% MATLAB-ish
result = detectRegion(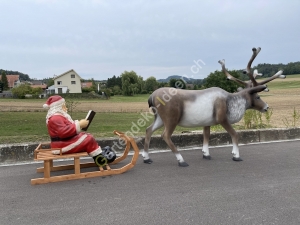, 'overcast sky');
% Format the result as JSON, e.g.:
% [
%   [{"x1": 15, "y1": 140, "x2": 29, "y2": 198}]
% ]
[{"x1": 1, "y1": 0, "x2": 299, "y2": 81}]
